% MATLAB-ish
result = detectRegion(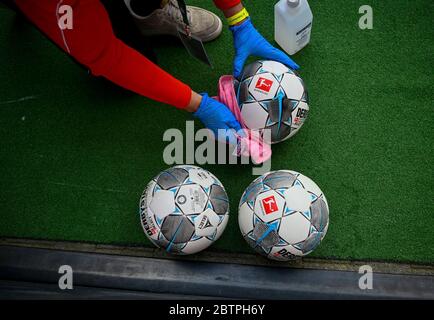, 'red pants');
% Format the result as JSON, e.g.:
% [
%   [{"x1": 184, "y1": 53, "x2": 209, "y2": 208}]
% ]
[{"x1": 13, "y1": 0, "x2": 239, "y2": 109}]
